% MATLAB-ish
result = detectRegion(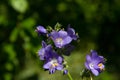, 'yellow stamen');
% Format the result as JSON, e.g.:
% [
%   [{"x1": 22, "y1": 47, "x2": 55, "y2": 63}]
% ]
[
  {"x1": 98, "y1": 63, "x2": 104, "y2": 70},
  {"x1": 52, "y1": 63, "x2": 58, "y2": 67},
  {"x1": 55, "y1": 38, "x2": 63, "y2": 44}
]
